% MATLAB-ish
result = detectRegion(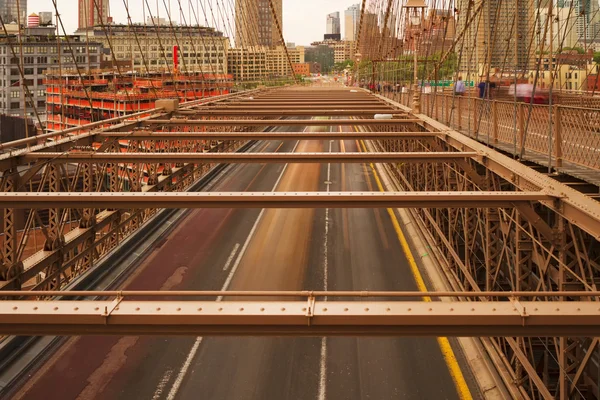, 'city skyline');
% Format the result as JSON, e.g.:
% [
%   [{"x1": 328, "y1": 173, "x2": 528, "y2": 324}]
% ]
[{"x1": 27, "y1": 0, "x2": 360, "y2": 46}]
